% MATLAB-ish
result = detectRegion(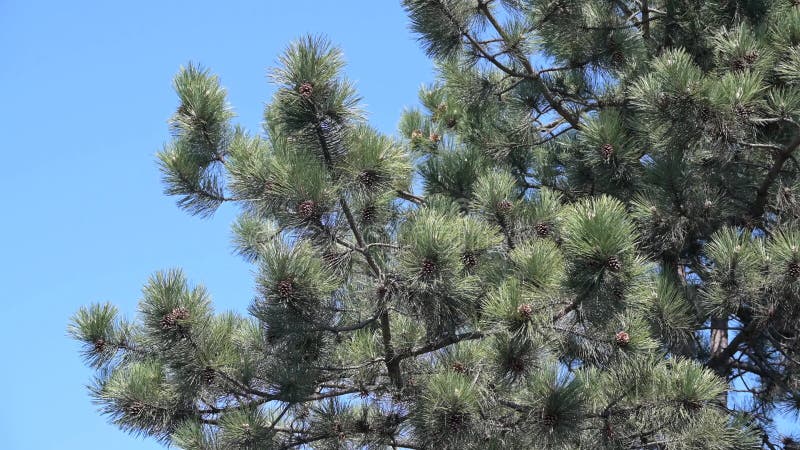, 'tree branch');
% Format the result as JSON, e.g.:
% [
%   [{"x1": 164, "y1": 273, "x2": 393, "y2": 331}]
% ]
[
  {"x1": 750, "y1": 129, "x2": 800, "y2": 219},
  {"x1": 398, "y1": 331, "x2": 485, "y2": 360},
  {"x1": 476, "y1": 1, "x2": 582, "y2": 128},
  {"x1": 396, "y1": 190, "x2": 425, "y2": 205}
]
